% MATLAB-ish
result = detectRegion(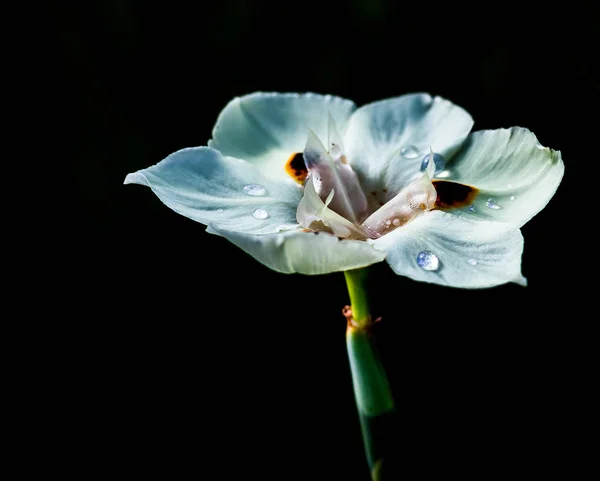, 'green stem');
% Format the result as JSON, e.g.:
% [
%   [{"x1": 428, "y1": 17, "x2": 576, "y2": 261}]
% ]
[{"x1": 344, "y1": 268, "x2": 396, "y2": 481}]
